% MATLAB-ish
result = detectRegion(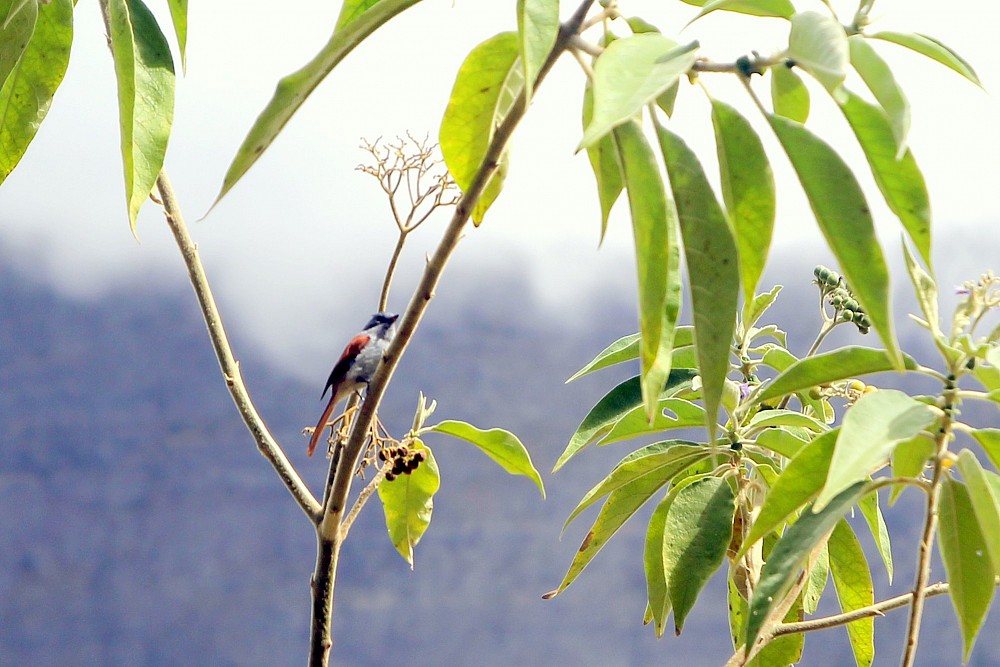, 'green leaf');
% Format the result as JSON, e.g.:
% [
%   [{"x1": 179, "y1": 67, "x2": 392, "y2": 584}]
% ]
[
  {"x1": 849, "y1": 36, "x2": 909, "y2": 157},
  {"x1": 600, "y1": 398, "x2": 706, "y2": 446},
  {"x1": 430, "y1": 420, "x2": 544, "y2": 497},
  {"x1": 655, "y1": 120, "x2": 739, "y2": 443},
  {"x1": 645, "y1": 490, "x2": 675, "y2": 637},
  {"x1": 166, "y1": 0, "x2": 186, "y2": 71},
  {"x1": 868, "y1": 31, "x2": 981, "y2": 87},
  {"x1": 816, "y1": 390, "x2": 935, "y2": 511},
  {"x1": 440, "y1": 32, "x2": 522, "y2": 225},
  {"x1": 554, "y1": 369, "x2": 699, "y2": 471},
  {"x1": 746, "y1": 409, "x2": 827, "y2": 434},
  {"x1": 956, "y1": 450, "x2": 1000, "y2": 573},
  {"x1": 563, "y1": 441, "x2": 713, "y2": 530},
  {"x1": 213, "y1": 0, "x2": 423, "y2": 208},
  {"x1": 0, "y1": 0, "x2": 71, "y2": 186},
  {"x1": 802, "y1": 542, "x2": 829, "y2": 615},
  {"x1": 889, "y1": 435, "x2": 934, "y2": 504},
  {"x1": 711, "y1": 99, "x2": 775, "y2": 303},
  {"x1": 738, "y1": 429, "x2": 838, "y2": 560},
  {"x1": 767, "y1": 114, "x2": 899, "y2": 366},
  {"x1": 0, "y1": 0, "x2": 37, "y2": 91},
  {"x1": 902, "y1": 241, "x2": 939, "y2": 333},
  {"x1": 828, "y1": 520, "x2": 875, "y2": 667},
  {"x1": 567, "y1": 327, "x2": 695, "y2": 383},
  {"x1": 109, "y1": 0, "x2": 175, "y2": 232},
  {"x1": 378, "y1": 441, "x2": 440, "y2": 566},
  {"x1": 743, "y1": 286, "x2": 782, "y2": 331},
  {"x1": 838, "y1": 91, "x2": 931, "y2": 269},
  {"x1": 938, "y1": 479, "x2": 995, "y2": 660},
  {"x1": 770, "y1": 64, "x2": 809, "y2": 123},
  {"x1": 582, "y1": 82, "x2": 624, "y2": 241},
  {"x1": 579, "y1": 34, "x2": 698, "y2": 150},
  {"x1": 612, "y1": 121, "x2": 683, "y2": 422},
  {"x1": 970, "y1": 428, "x2": 1000, "y2": 472},
  {"x1": 517, "y1": 0, "x2": 557, "y2": 100},
  {"x1": 858, "y1": 490, "x2": 893, "y2": 583},
  {"x1": 786, "y1": 11, "x2": 848, "y2": 99},
  {"x1": 755, "y1": 427, "x2": 809, "y2": 458},
  {"x1": 746, "y1": 482, "x2": 867, "y2": 648},
  {"x1": 663, "y1": 476, "x2": 736, "y2": 634},
  {"x1": 684, "y1": 0, "x2": 794, "y2": 20},
  {"x1": 755, "y1": 347, "x2": 915, "y2": 405}
]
